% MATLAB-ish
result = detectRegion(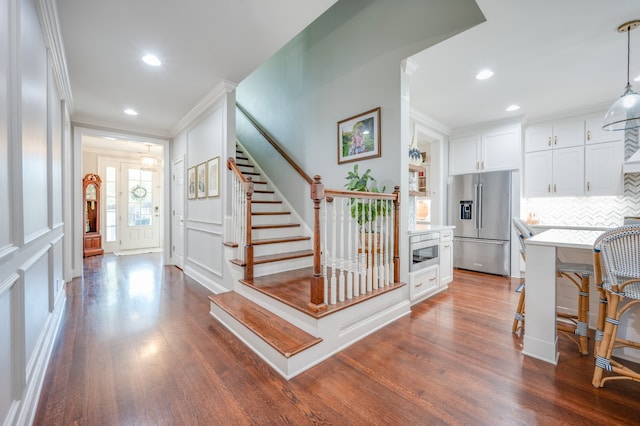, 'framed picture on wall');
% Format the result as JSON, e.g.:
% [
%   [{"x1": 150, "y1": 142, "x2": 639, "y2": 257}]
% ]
[
  {"x1": 337, "y1": 107, "x2": 381, "y2": 164},
  {"x1": 187, "y1": 167, "x2": 196, "y2": 199},
  {"x1": 207, "y1": 156, "x2": 220, "y2": 198},
  {"x1": 196, "y1": 162, "x2": 207, "y2": 199}
]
